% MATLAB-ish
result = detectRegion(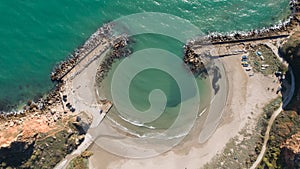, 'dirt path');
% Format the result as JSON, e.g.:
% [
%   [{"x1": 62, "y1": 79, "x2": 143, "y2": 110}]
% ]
[{"x1": 250, "y1": 104, "x2": 283, "y2": 169}]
